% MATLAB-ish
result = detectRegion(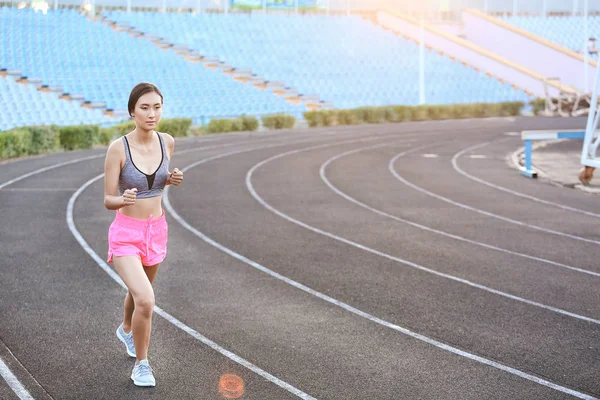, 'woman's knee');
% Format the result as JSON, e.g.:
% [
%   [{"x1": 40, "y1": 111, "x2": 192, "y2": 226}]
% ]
[{"x1": 134, "y1": 293, "x2": 155, "y2": 315}]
